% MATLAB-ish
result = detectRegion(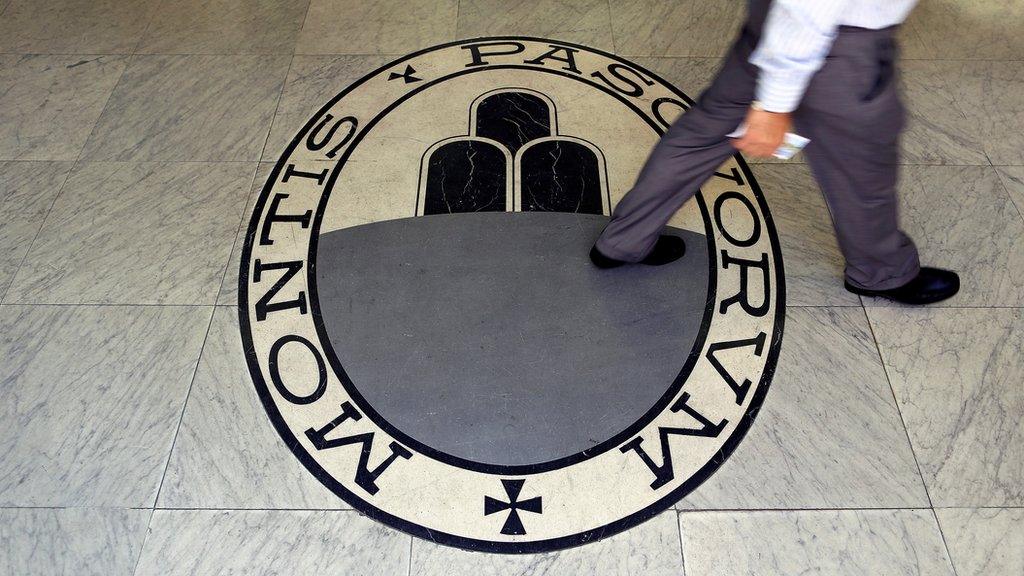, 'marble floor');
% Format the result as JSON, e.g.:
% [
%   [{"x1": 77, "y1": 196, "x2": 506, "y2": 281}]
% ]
[{"x1": 1, "y1": 0, "x2": 1022, "y2": 575}]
